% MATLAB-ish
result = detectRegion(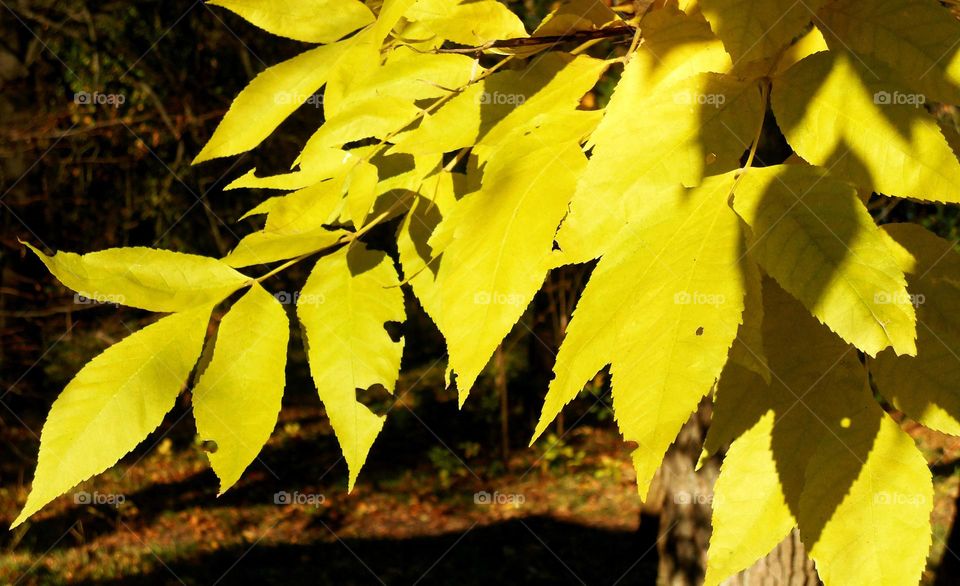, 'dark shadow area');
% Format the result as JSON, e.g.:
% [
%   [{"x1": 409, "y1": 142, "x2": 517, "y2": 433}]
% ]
[{"x1": 73, "y1": 516, "x2": 659, "y2": 586}]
